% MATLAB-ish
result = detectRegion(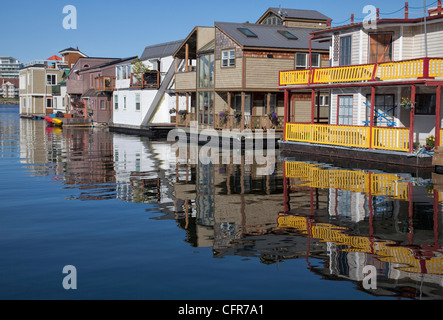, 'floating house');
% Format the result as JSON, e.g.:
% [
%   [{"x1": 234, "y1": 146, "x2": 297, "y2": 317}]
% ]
[
  {"x1": 173, "y1": 8, "x2": 331, "y2": 134},
  {"x1": 110, "y1": 40, "x2": 184, "y2": 134},
  {"x1": 279, "y1": 3, "x2": 443, "y2": 167}
]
